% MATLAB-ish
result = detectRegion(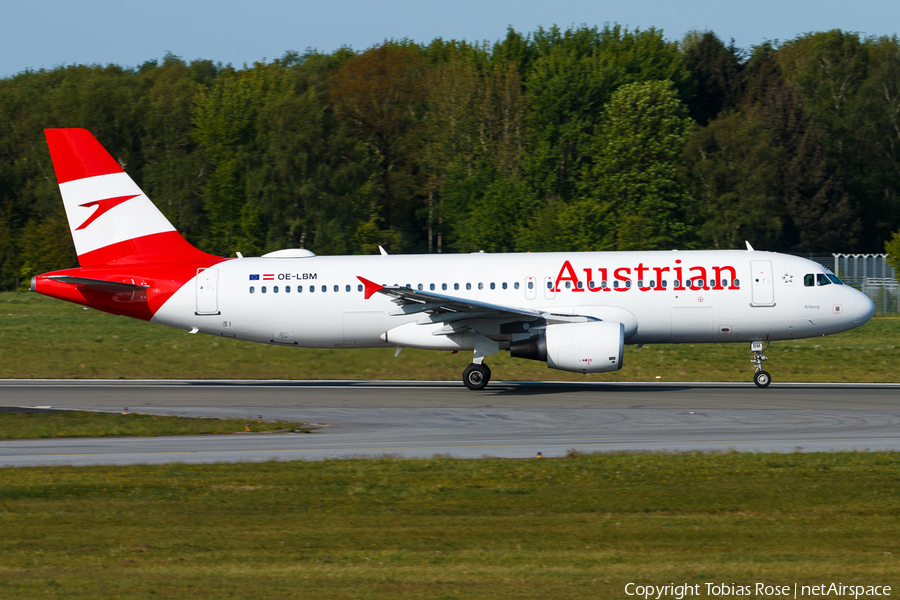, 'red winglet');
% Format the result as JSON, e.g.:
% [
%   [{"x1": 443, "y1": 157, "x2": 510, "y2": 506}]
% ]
[{"x1": 357, "y1": 276, "x2": 384, "y2": 300}]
